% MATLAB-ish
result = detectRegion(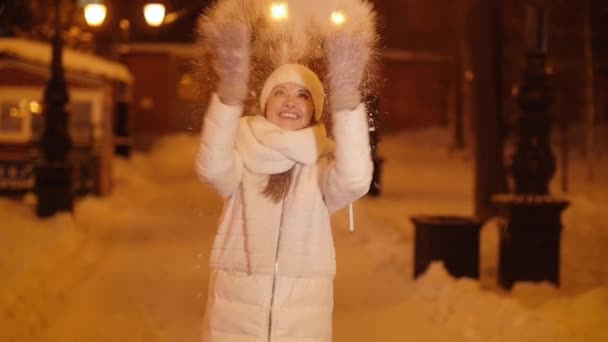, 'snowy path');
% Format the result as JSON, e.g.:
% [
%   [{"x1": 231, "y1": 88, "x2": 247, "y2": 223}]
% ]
[
  {"x1": 34, "y1": 179, "x2": 414, "y2": 342},
  {"x1": 43, "y1": 219, "x2": 211, "y2": 342},
  {"x1": 27, "y1": 184, "x2": 413, "y2": 341}
]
